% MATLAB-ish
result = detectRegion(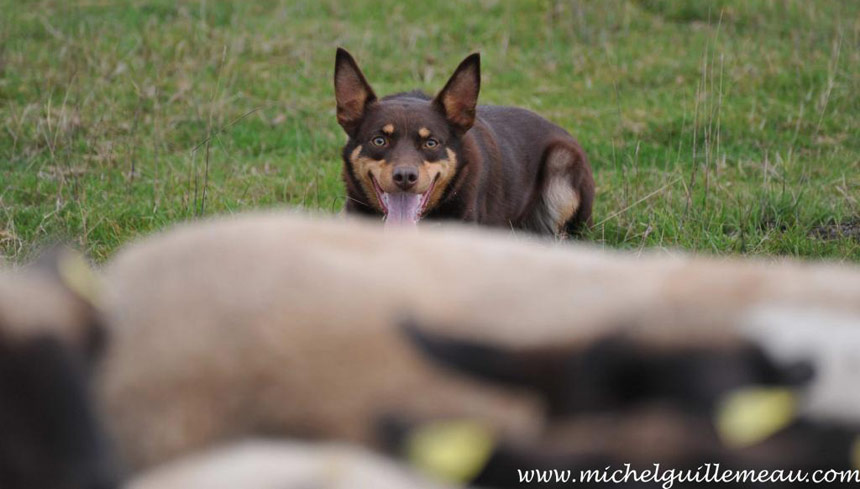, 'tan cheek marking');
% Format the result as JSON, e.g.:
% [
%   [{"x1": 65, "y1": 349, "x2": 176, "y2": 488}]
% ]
[
  {"x1": 414, "y1": 165, "x2": 431, "y2": 193},
  {"x1": 349, "y1": 145, "x2": 387, "y2": 213},
  {"x1": 418, "y1": 127, "x2": 430, "y2": 138},
  {"x1": 422, "y1": 148, "x2": 458, "y2": 210},
  {"x1": 382, "y1": 124, "x2": 394, "y2": 135}
]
